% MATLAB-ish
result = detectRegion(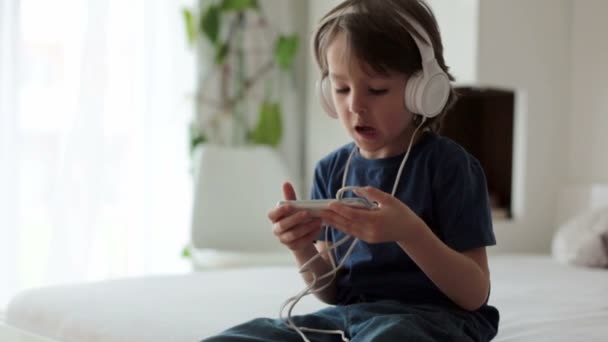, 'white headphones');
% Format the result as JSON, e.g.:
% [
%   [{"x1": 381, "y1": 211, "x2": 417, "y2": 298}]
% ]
[{"x1": 318, "y1": 8, "x2": 451, "y2": 119}]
